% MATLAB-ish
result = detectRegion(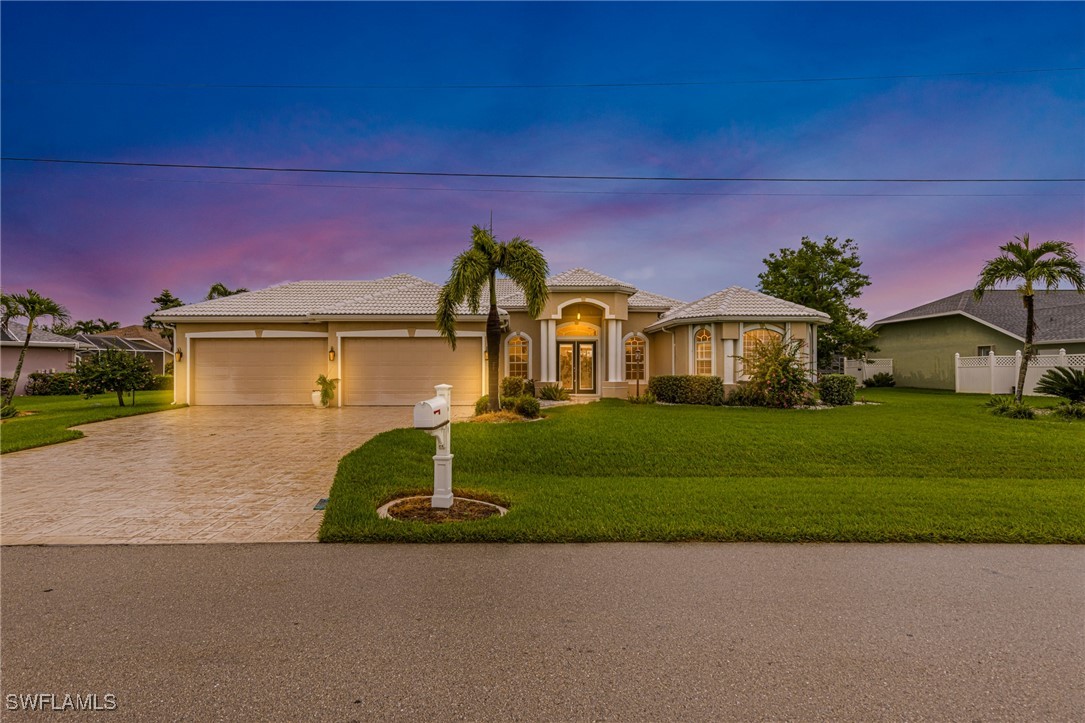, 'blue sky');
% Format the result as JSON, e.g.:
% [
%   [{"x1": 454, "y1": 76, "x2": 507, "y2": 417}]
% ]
[{"x1": 2, "y1": 2, "x2": 1083, "y2": 324}]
